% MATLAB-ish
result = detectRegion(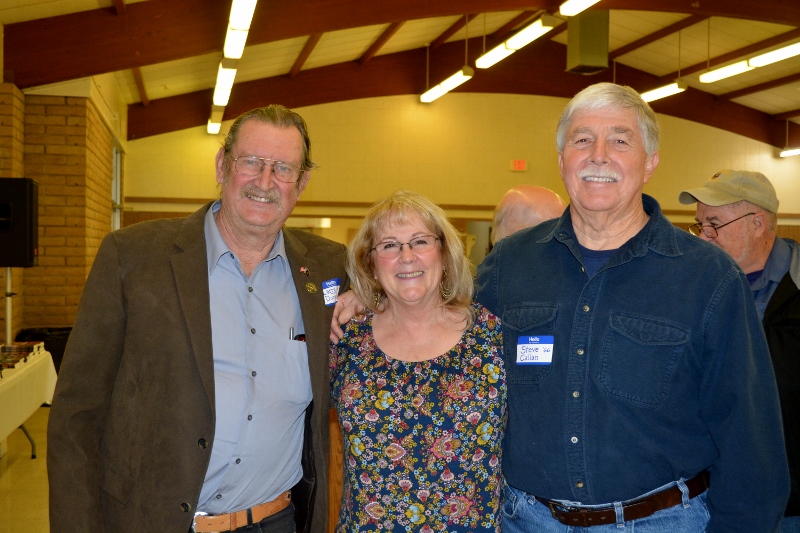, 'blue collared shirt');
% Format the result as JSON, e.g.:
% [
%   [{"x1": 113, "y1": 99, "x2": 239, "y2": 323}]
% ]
[
  {"x1": 476, "y1": 195, "x2": 789, "y2": 533},
  {"x1": 197, "y1": 201, "x2": 311, "y2": 514},
  {"x1": 749, "y1": 236, "x2": 792, "y2": 320}
]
